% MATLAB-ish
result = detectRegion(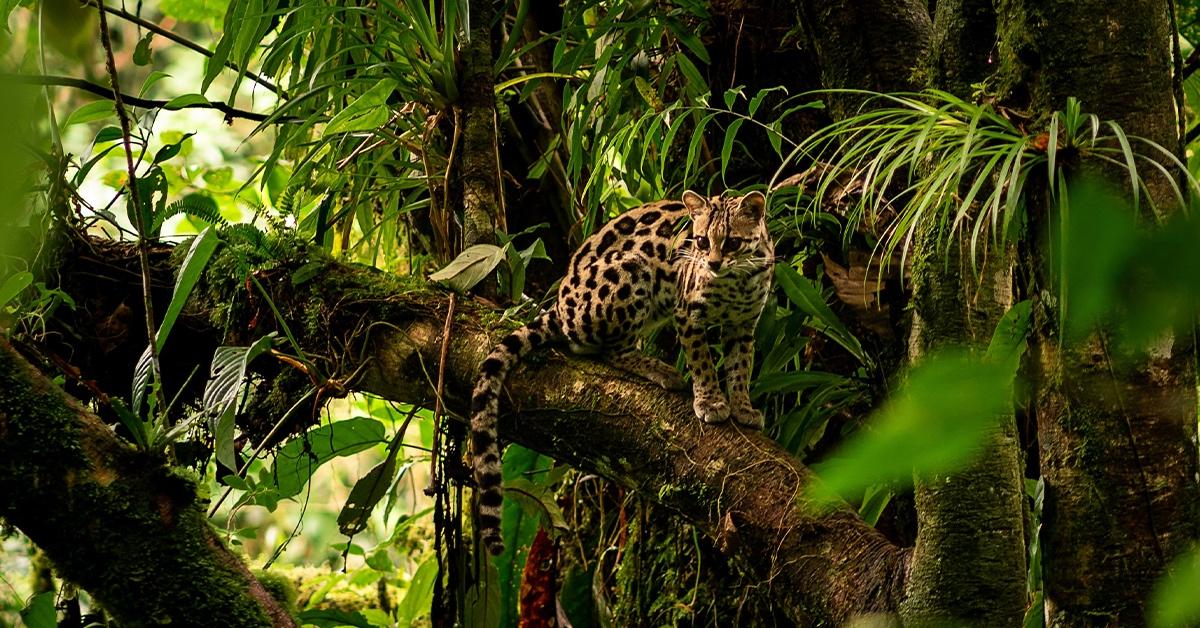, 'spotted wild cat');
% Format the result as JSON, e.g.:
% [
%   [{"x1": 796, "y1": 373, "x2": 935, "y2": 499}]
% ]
[{"x1": 470, "y1": 190, "x2": 774, "y2": 554}]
